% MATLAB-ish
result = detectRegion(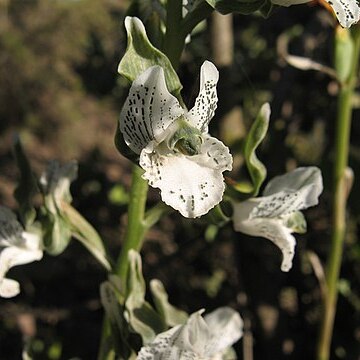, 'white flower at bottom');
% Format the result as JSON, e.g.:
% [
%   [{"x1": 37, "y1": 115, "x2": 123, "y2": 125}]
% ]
[
  {"x1": 0, "y1": 206, "x2": 43, "y2": 298},
  {"x1": 137, "y1": 307, "x2": 243, "y2": 360},
  {"x1": 232, "y1": 167, "x2": 323, "y2": 272},
  {"x1": 120, "y1": 60, "x2": 232, "y2": 218}
]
